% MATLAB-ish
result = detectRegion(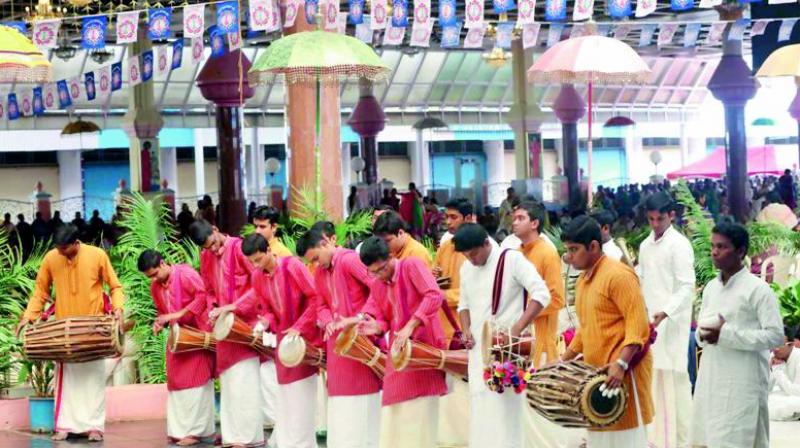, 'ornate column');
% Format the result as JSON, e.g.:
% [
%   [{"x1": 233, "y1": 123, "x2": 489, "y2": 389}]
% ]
[
  {"x1": 193, "y1": 129, "x2": 206, "y2": 196},
  {"x1": 483, "y1": 140, "x2": 506, "y2": 206},
  {"x1": 57, "y1": 150, "x2": 83, "y2": 215},
  {"x1": 553, "y1": 84, "x2": 586, "y2": 211},
  {"x1": 159, "y1": 147, "x2": 178, "y2": 197},
  {"x1": 197, "y1": 49, "x2": 255, "y2": 235},
  {"x1": 348, "y1": 78, "x2": 387, "y2": 202},
  {"x1": 707, "y1": 38, "x2": 758, "y2": 223}
]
